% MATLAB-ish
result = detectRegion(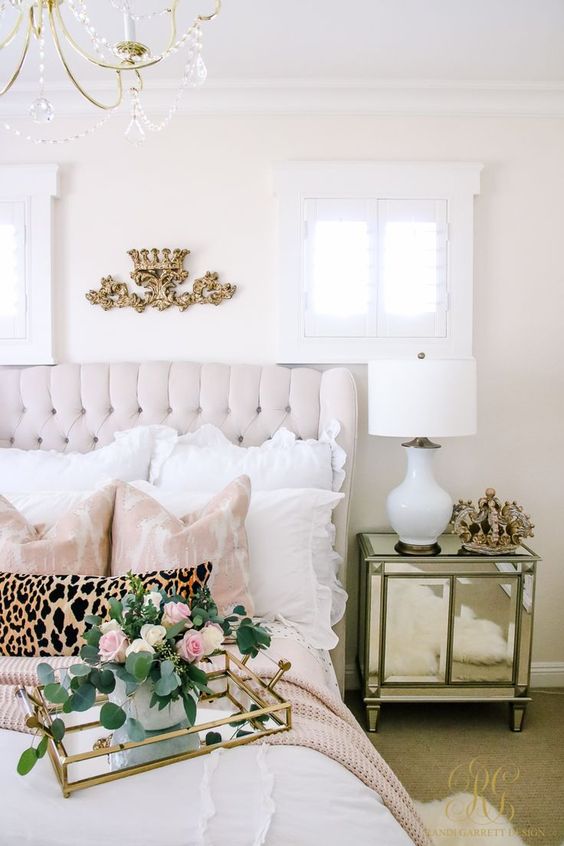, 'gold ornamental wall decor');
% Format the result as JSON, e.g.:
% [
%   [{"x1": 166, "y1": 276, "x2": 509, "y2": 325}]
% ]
[{"x1": 86, "y1": 248, "x2": 236, "y2": 313}]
